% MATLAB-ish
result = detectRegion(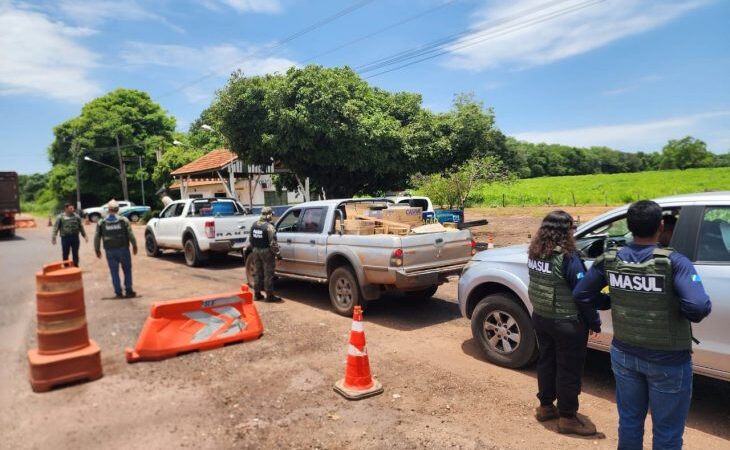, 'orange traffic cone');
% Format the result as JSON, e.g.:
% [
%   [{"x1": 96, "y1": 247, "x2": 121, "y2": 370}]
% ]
[{"x1": 333, "y1": 306, "x2": 383, "y2": 400}]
